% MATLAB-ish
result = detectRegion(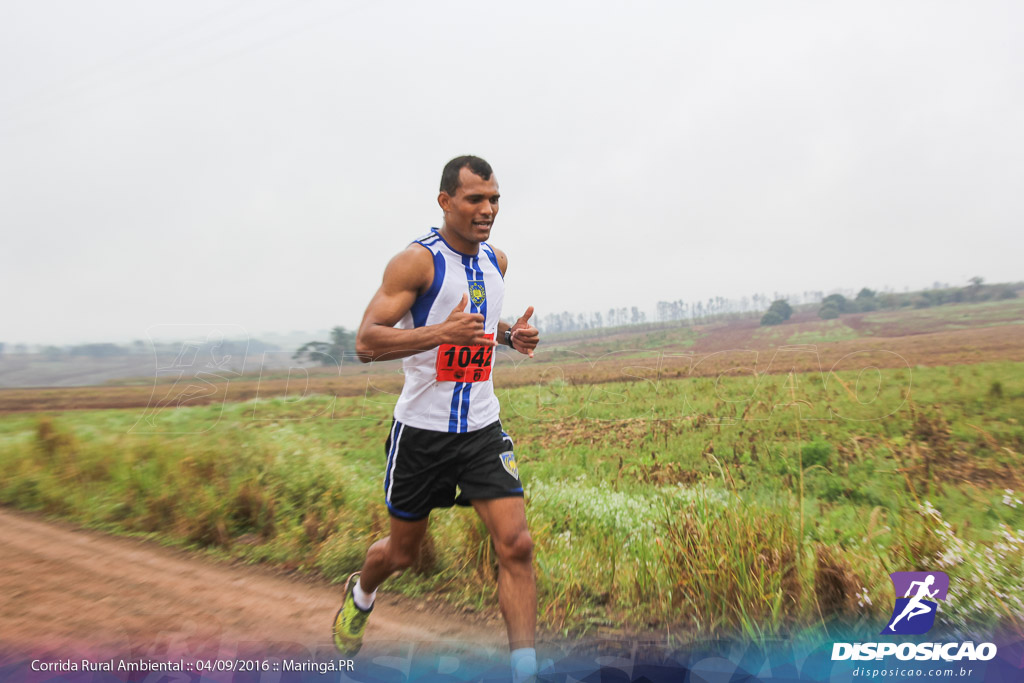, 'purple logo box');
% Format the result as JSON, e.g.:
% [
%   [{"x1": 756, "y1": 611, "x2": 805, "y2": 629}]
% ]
[{"x1": 890, "y1": 571, "x2": 949, "y2": 600}]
